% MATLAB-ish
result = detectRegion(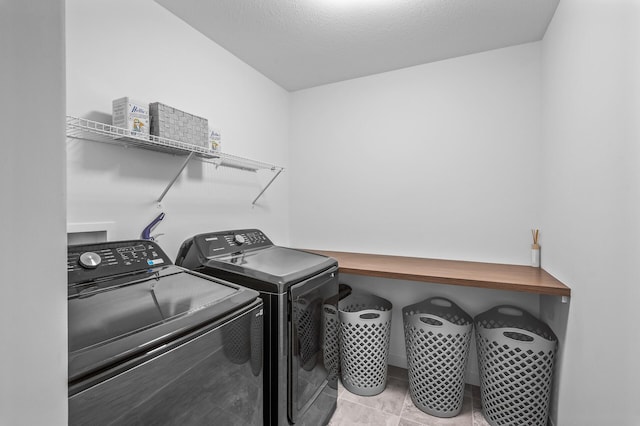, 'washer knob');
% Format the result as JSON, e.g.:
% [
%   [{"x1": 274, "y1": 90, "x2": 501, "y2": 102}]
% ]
[
  {"x1": 234, "y1": 234, "x2": 246, "y2": 245},
  {"x1": 79, "y1": 252, "x2": 102, "y2": 269}
]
